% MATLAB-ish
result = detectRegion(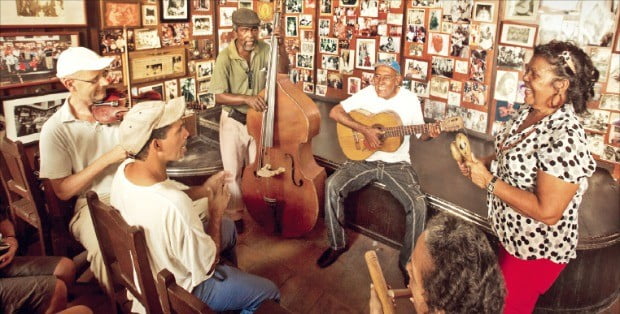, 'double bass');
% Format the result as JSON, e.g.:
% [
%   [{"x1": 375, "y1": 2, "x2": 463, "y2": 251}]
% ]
[{"x1": 241, "y1": 2, "x2": 326, "y2": 237}]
